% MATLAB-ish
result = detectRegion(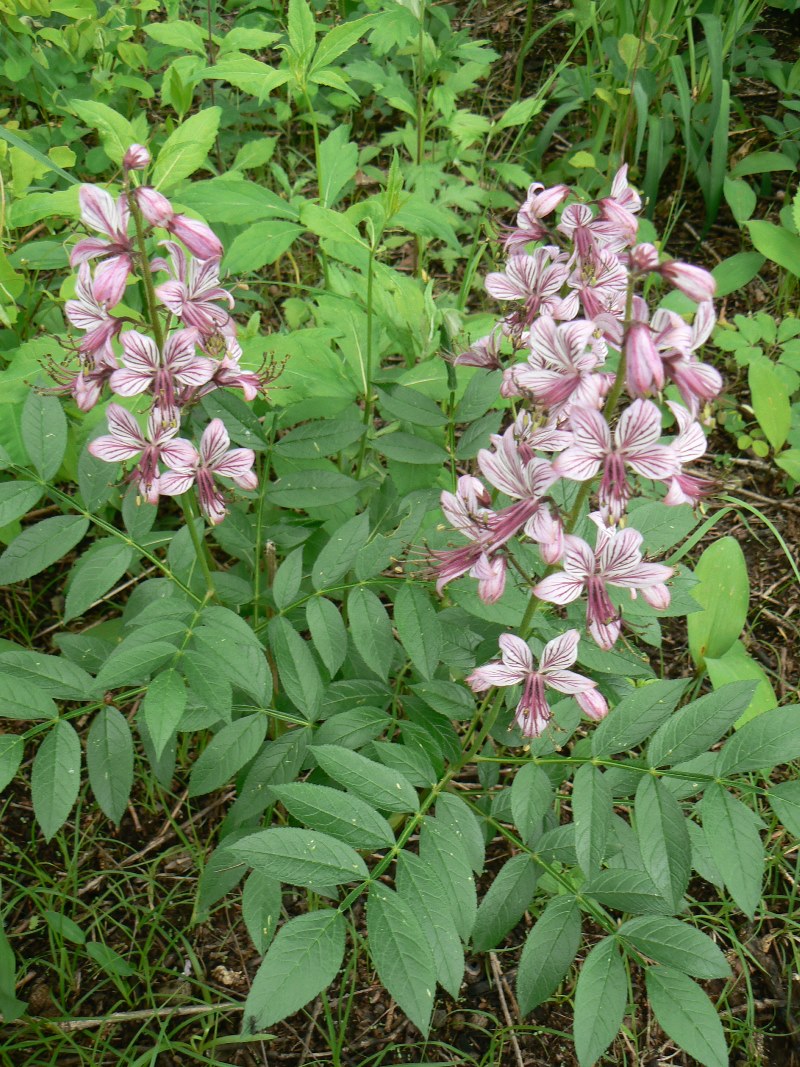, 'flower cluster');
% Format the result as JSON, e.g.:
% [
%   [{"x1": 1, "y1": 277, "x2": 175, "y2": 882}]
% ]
[
  {"x1": 52, "y1": 144, "x2": 267, "y2": 524},
  {"x1": 439, "y1": 167, "x2": 722, "y2": 737}
]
